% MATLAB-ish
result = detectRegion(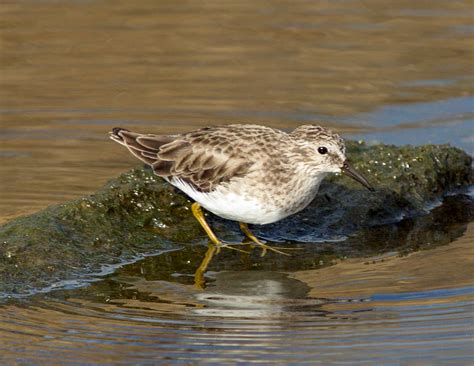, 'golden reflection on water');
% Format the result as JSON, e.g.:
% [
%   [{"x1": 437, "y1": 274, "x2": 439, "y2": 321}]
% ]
[
  {"x1": 1, "y1": 0, "x2": 473, "y2": 218},
  {"x1": 293, "y1": 223, "x2": 474, "y2": 299},
  {"x1": 0, "y1": 240, "x2": 472, "y2": 364}
]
